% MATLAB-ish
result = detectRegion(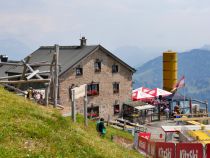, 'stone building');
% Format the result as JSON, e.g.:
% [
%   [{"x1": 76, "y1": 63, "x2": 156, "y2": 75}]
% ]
[{"x1": 7, "y1": 37, "x2": 136, "y2": 119}]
